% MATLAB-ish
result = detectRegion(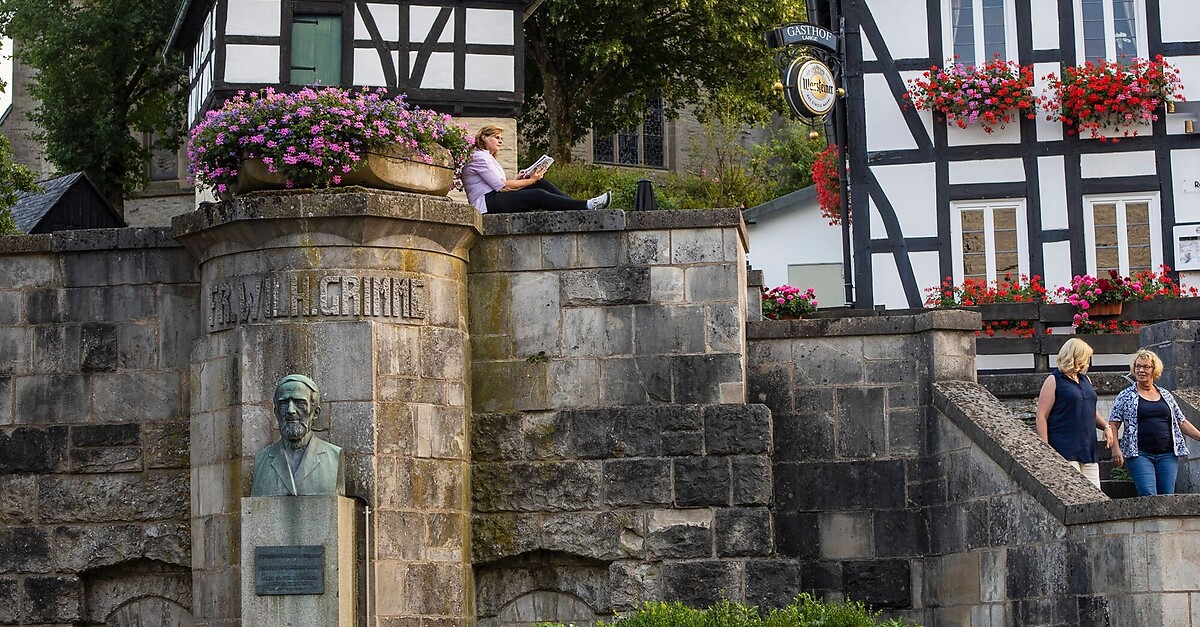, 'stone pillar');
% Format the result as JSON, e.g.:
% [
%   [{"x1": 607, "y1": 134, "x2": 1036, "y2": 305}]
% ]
[
  {"x1": 1140, "y1": 320, "x2": 1200, "y2": 390},
  {"x1": 174, "y1": 190, "x2": 481, "y2": 626}
]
